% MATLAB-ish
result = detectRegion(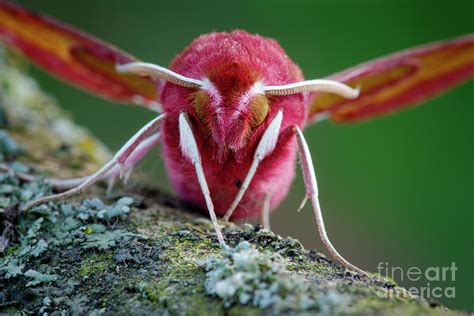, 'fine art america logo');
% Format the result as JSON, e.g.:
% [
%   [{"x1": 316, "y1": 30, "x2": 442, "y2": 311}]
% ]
[{"x1": 376, "y1": 262, "x2": 457, "y2": 299}]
